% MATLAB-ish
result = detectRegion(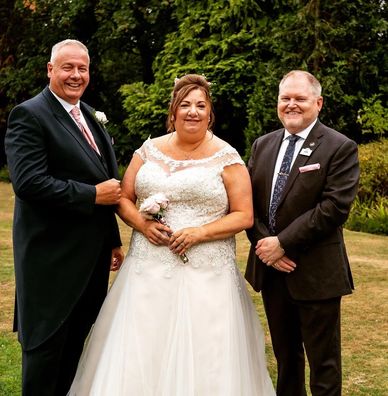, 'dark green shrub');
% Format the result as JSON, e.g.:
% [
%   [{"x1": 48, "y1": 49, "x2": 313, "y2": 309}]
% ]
[
  {"x1": 0, "y1": 166, "x2": 10, "y2": 182},
  {"x1": 346, "y1": 195, "x2": 388, "y2": 236},
  {"x1": 357, "y1": 139, "x2": 388, "y2": 202},
  {"x1": 346, "y1": 139, "x2": 388, "y2": 235}
]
